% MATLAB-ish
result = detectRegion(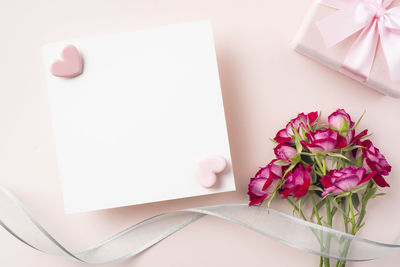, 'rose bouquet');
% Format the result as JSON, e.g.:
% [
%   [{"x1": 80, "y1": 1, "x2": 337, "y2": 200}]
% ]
[{"x1": 248, "y1": 109, "x2": 391, "y2": 267}]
